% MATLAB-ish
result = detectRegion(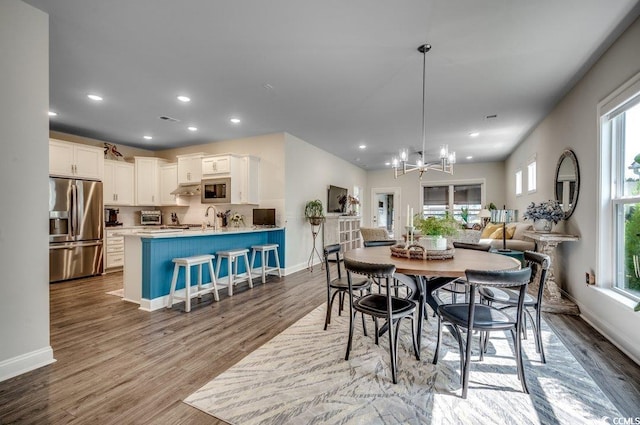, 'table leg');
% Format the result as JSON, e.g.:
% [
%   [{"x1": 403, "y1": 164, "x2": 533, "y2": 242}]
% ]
[{"x1": 534, "y1": 240, "x2": 580, "y2": 315}]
